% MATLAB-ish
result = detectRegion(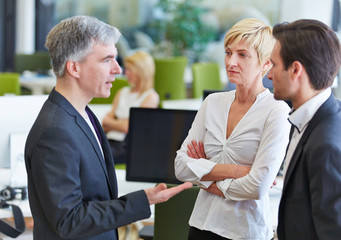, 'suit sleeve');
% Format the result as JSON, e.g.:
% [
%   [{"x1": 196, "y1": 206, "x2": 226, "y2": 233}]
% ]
[{"x1": 29, "y1": 126, "x2": 151, "y2": 239}]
